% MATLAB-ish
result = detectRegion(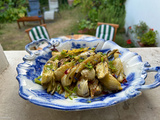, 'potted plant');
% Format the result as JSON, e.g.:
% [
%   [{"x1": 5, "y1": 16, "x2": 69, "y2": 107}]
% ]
[
  {"x1": 129, "y1": 21, "x2": 158, "y2": 47},
  {"x1": 78, "y1": 19, "x2": 96, "y2": 34},
  {"x1": 140, "y1": 29, "x2": 158, "y2": 47},
  {"x1": 68, "y1": 0, "x2": 74, "y2": 6},
  {"x1": 129, "y1": 21, "x2": 148, "y2": 39}
]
